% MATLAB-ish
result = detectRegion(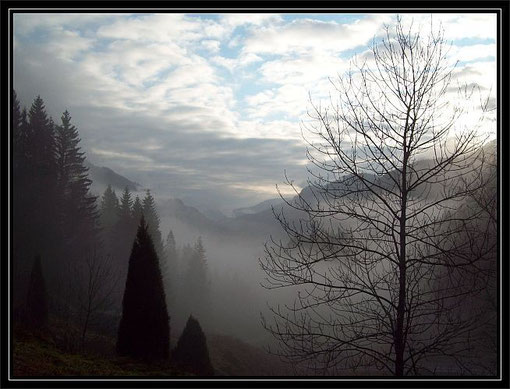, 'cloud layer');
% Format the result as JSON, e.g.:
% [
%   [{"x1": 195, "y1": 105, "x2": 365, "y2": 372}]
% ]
[{"x1": 13, "y1": 13, "x2": 497, "y2": 213}]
